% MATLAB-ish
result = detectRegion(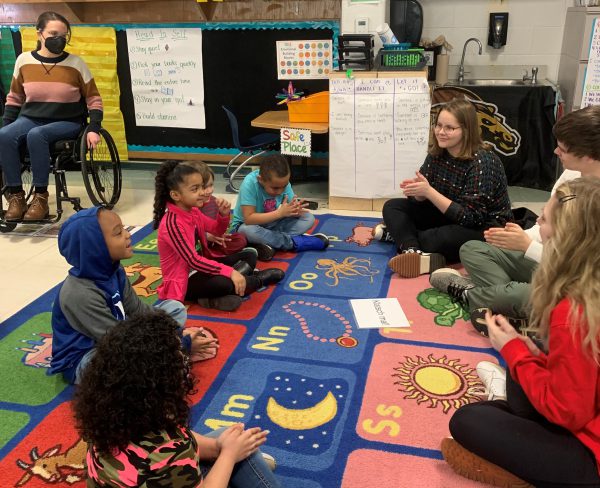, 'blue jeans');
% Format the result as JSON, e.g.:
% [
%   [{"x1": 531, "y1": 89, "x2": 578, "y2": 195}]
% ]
[
  {"x1": 0, "y1": 116, "x2": 82, "y2": 187},
  {"x1": 200, "y1": 428, "x2": 281, "y2": 488},
  {"x1": 73, "y1": 300, "x2": 187, "y2": 384},
  {"x1": 238, "y1": 212, "x2": 315, "y2": 250}
]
